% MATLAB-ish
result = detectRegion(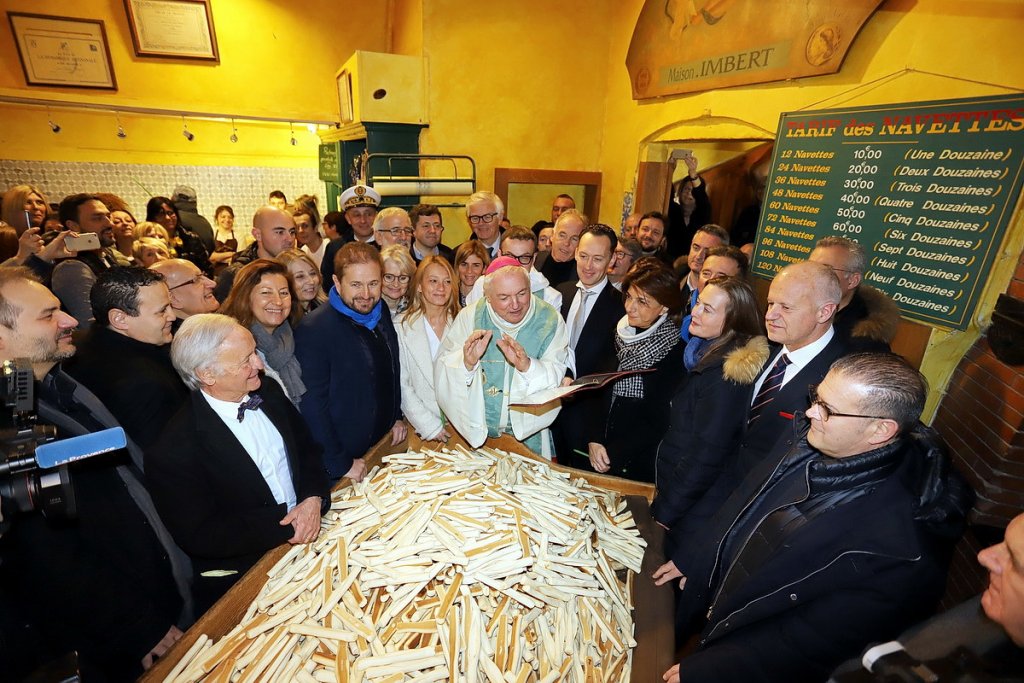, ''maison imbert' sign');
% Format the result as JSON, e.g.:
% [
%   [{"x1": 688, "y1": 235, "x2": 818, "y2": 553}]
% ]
[{"x1": 751, "y1": 94, "x2": 1024, "y2": 331}]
